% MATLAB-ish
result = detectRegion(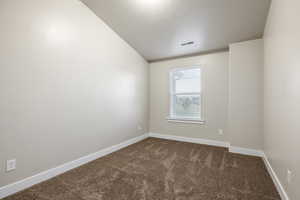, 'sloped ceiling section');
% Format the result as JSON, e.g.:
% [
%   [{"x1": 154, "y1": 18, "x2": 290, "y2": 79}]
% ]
[{"x1": 81, "y1": 0, "x2": 271, "y2": 62}]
